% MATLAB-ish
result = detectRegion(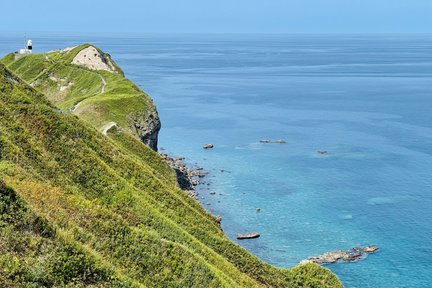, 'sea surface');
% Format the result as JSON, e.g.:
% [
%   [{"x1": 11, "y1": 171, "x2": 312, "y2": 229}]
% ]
[{"x1": 1, "y1": 33, "x2": 432, "y2": 287}]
